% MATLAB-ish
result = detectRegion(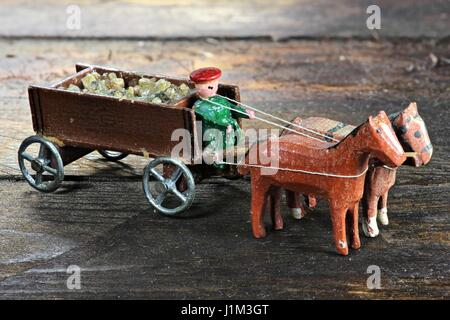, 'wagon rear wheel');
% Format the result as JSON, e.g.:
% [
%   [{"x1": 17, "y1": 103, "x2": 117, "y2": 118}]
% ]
[
  {"x1": 98, "y1": 150, "x2": 129, "y2": 161},
  {"x1": 18, "y1": 135, "x2": 64, "y2": 192},
  {"x1": 143, "y1": 157, "x2": 195, "y2": 216}
]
